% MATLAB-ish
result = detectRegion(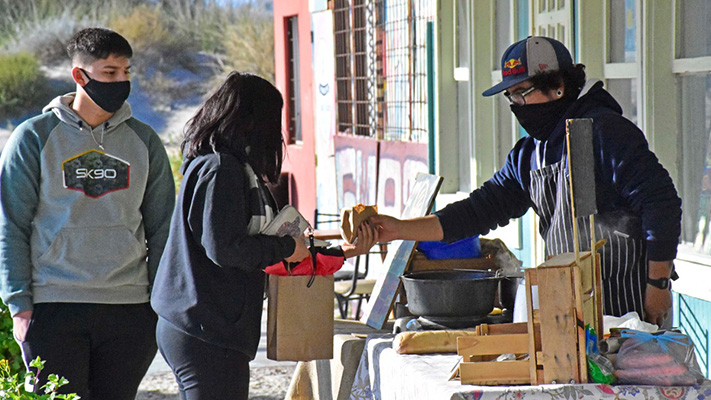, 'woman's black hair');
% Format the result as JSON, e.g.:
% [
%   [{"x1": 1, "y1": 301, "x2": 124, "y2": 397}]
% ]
[
  {"x1": 182, "y1": 72, "x2": 285, "y2": 183},
  {"x1": 529, "y1": 63, "x2": 587, "y2": 100}
]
